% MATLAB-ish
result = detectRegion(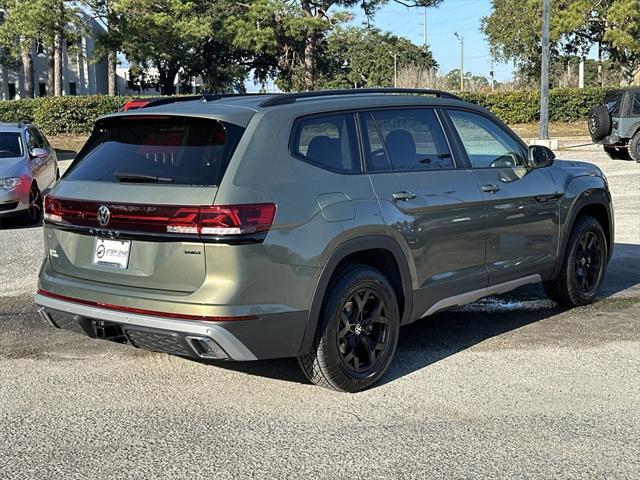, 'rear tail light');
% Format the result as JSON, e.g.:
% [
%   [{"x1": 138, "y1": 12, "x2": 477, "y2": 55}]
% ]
[{"x1": 44, "y1": 196, "x2": 276, "y2": 239}]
